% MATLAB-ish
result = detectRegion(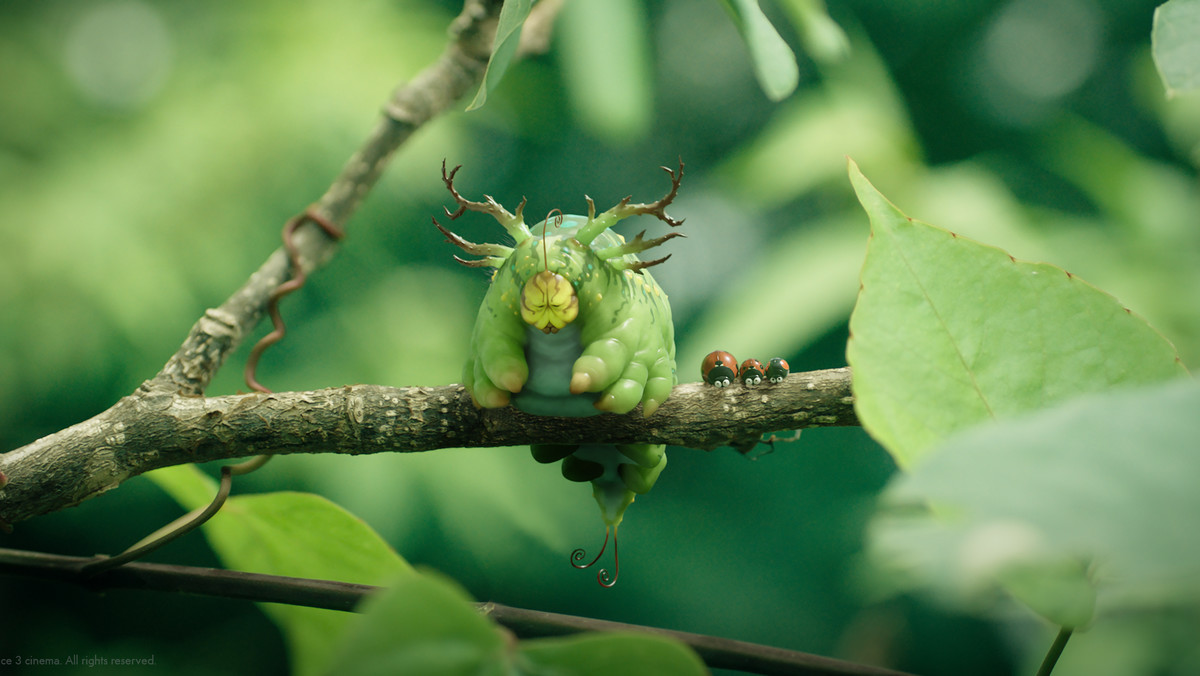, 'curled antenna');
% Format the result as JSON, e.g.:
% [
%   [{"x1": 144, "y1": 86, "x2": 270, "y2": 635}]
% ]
[
  {"x1": 570, "y1": 526, "x2": 620, "y2": 588},
  {"x1": 542, "y1": 209, "x2": 564, "y2": 270}
]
